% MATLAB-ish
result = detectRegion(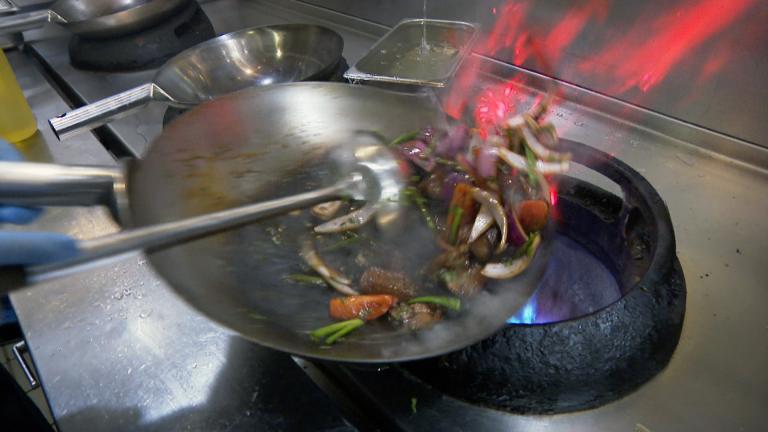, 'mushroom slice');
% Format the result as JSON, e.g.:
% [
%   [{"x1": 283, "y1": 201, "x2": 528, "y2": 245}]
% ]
[
  {"x1": 314, "y1": 203, "x2": 377, "y2": 234},
  {"x1": 300, "y1": 240, "x2": 358, "y2": 295},
  {"x1": 311, "y1": 200, "x2": 343, "y2": 220}
]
